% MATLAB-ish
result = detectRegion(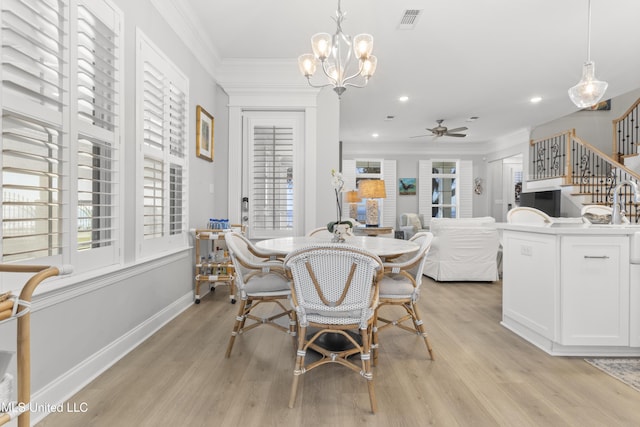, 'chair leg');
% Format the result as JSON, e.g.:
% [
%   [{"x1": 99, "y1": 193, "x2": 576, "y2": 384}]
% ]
[
  {"x1": 411, "y1": 302, "x2": 434, "y2": 360},
  {"x1": 289, "y1": 325, "x2": 307, "y2": 409},
  {"x1": 360, "y1": 325, "x2": 376, "y2": 414},
  {"x1": 289, "y1": 311, "x2": 298, "y2": 351},
  {"x1": 225, "y1": 297, "x2": 248, "y2": 358},
  {"x1": 372, "y1": 308, "x2": 380, "y2": 366}
]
